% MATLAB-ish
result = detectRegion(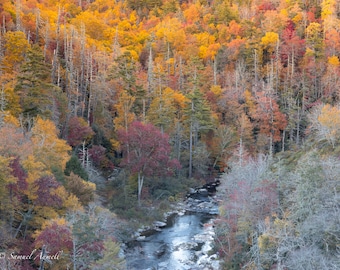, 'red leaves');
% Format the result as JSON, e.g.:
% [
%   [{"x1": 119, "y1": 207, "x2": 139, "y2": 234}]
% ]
[
  {"x1": 8, "y1": 157, "x2": 28, "y2": 197},
  {"x1": 34, "y1": 222, "x2": 73, "y2": 254},
  {"x1": 88, "y1": 145, "x2": 106, "y2": 166},
  {"x1": 66, "y1": 117, "x2": 94, "y2": 147},
  {"x1": 33, "y1": 175, "x2": 62, "y2": 207},
  {"x1": 118, "y1": 121, "x2": 180, "y2": 177}
]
